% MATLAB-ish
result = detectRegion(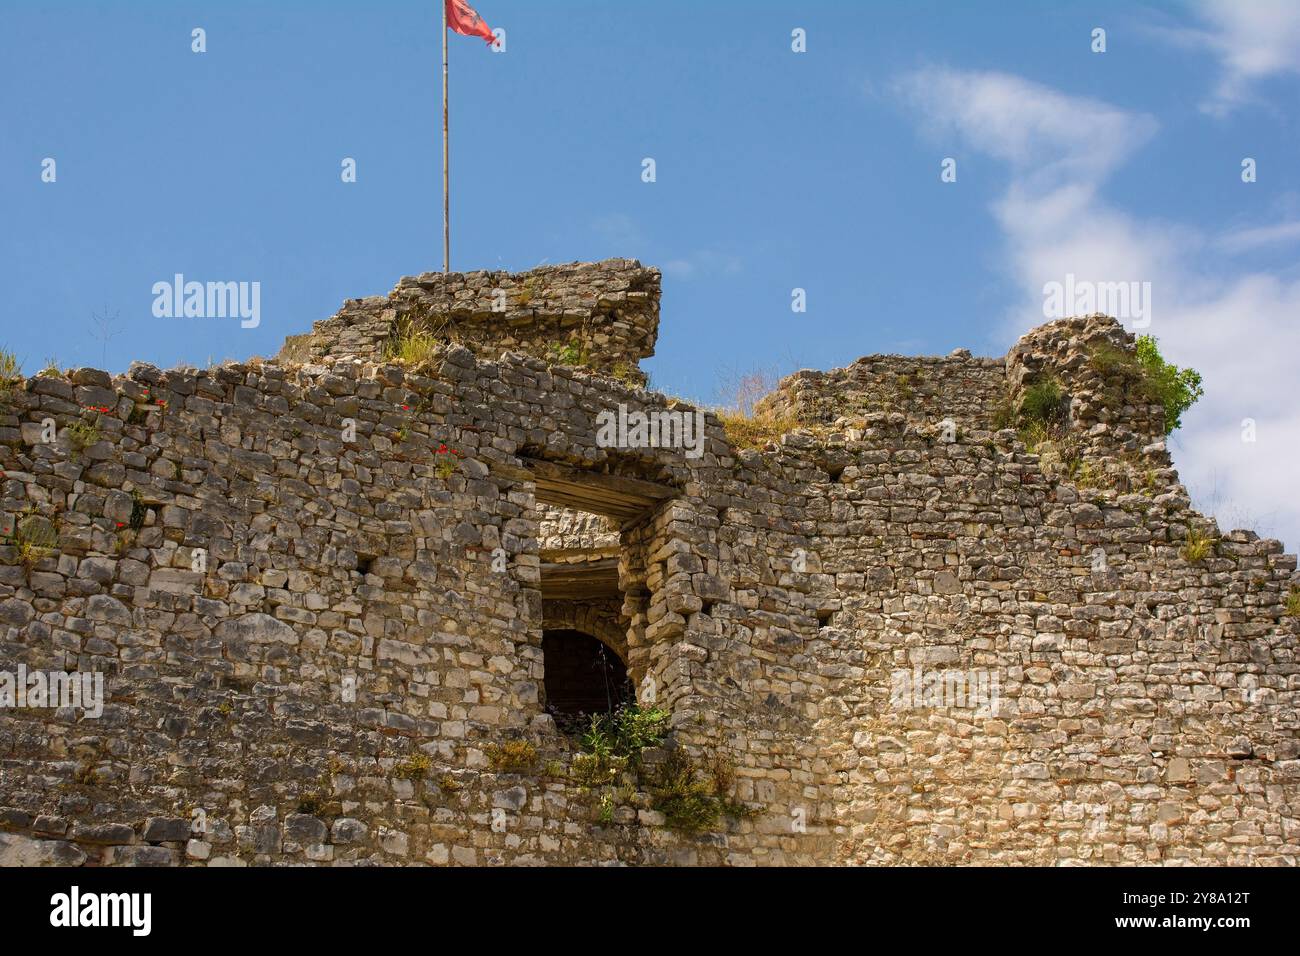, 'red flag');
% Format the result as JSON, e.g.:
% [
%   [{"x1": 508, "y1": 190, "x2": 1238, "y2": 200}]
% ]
[{"x1": 446, "y1": 0, "x2": 494, "y2": 45}]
